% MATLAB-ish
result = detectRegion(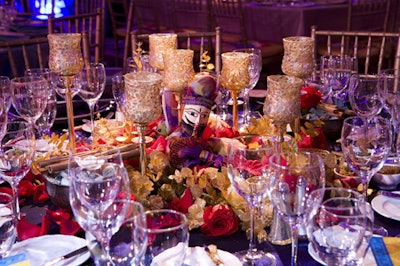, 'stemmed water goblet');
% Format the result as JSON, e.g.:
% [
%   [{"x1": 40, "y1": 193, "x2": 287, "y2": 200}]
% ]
[
  {"x1": 120, "y1": 71, "x2": 163, "y2": 177},
  {"x1": 233, "y1": 48, "x2": 262, "y2": 131},
  {"x1": 85, "y1": 199, "x2": 147, "y2": 265},
  {"x1": 220, "y1": 51, "x2": 250, "y2": 132},
  {"x1": 74, "y1": 62, "x2": 107, "y2": 140},
  {"x1": 10, "y1": 76, "x2": 48, "y2": 126},
  {"x1": 226, "y1": 135, "x2": 278, "y2": 265},
  {"x1": 348, "y1": 74, "x2": 383, "y2": 123},
  {"x1": 267, "y1": 151, "x2": 326, "y2": 266},
  {"x1": 0, "y1": 192, "x2": 16, "y2": 258},
  {"x1": 69, "y1": 144, "x2": 131, "y2": 264},
  {"x1": 341, "y1": 116, "x2": 392, "y2": 196},
  {"x1": 0, "y1": 121, "x2": 35, "y2": 227},
  {"x1": 141, "y1": 209, "x2": 188, "y2": 266},
  {"x1": 307, "y1": 187, "x2": 368, "y2": 265}
]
